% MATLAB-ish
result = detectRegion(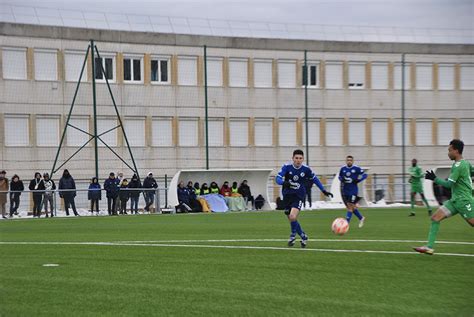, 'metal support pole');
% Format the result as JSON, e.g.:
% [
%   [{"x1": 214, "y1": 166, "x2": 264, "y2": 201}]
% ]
[
  {"x1": 204, "y1": 45, "x2": 209, "y2": 170},
  {"x1": 304, "y1": 50, "x2": 309, "y2": 164},
  {"x1": 91, "y1": 40, "x2": 99, "y2": 179},
  {"x1": 401, "y1": 53, "x2": 407, "y2": 202}
]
